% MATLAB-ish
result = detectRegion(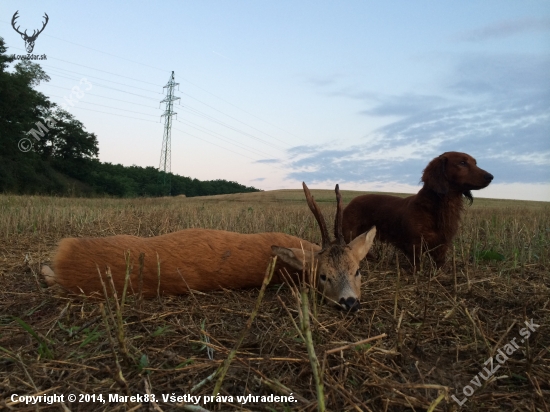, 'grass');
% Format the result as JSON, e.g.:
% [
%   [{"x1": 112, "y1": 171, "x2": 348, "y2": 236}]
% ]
[{"x1": 0, "y1": 190, "x2": 548, "y2": 411}]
